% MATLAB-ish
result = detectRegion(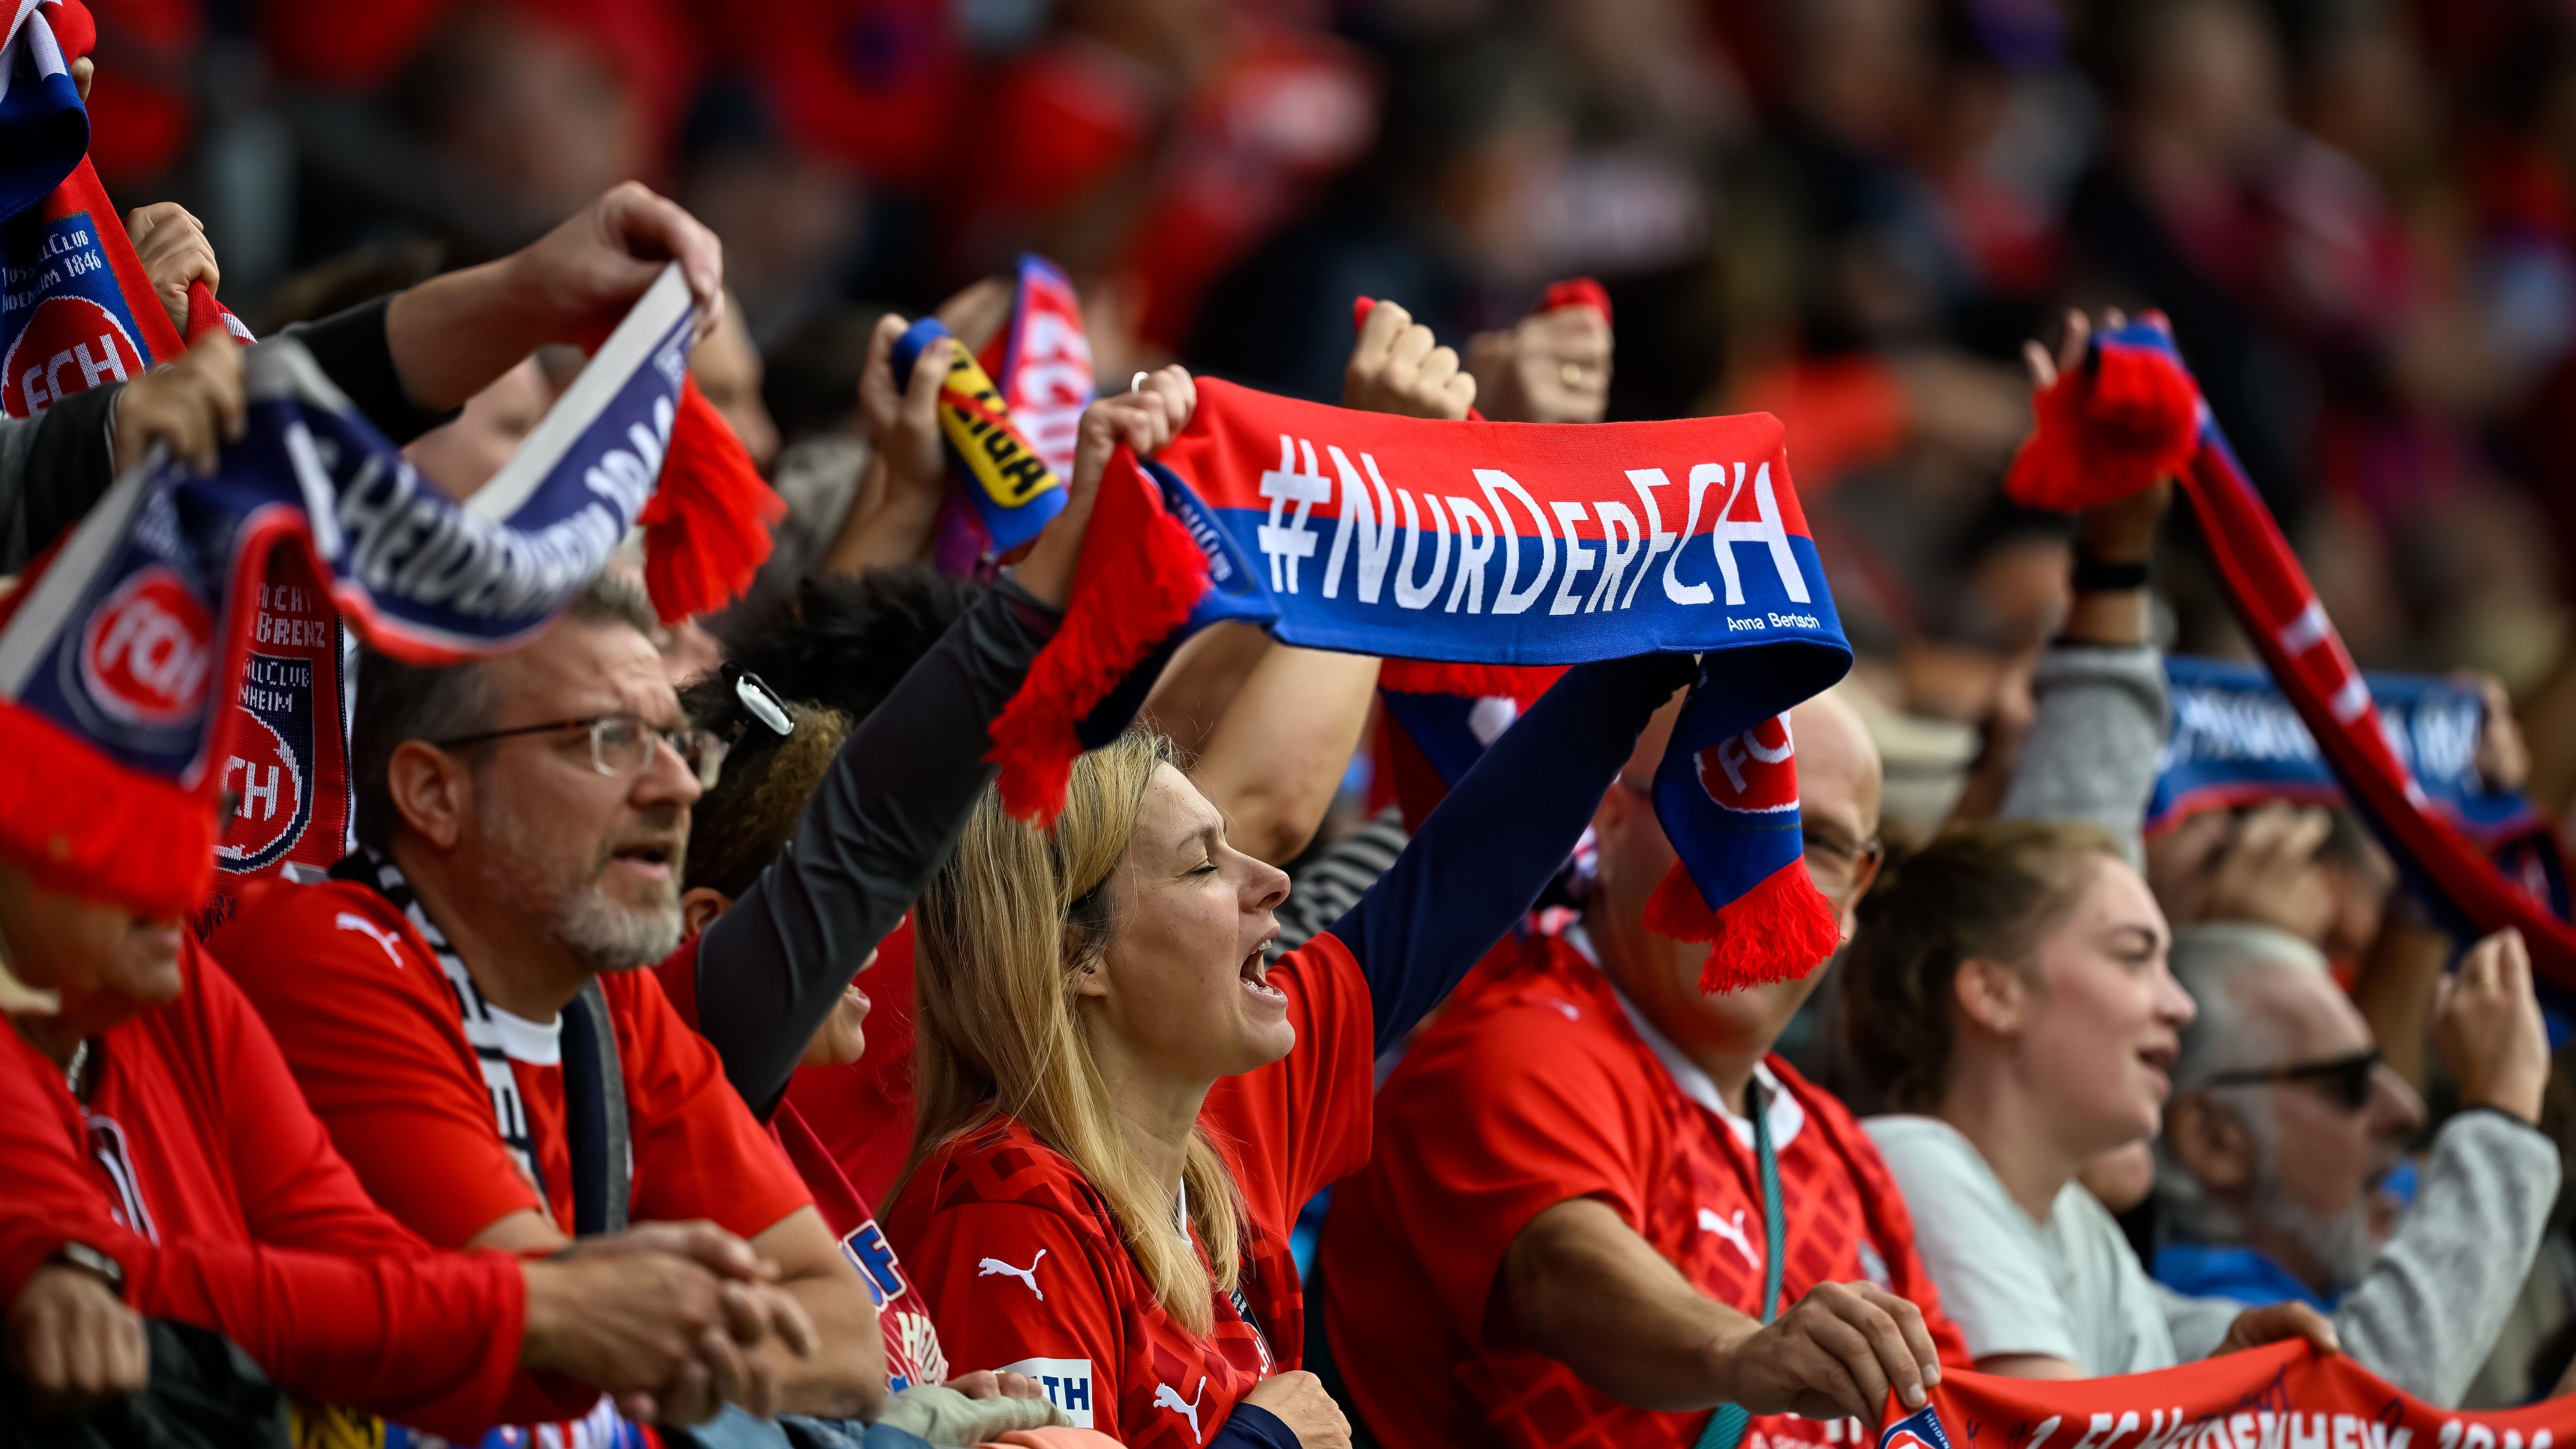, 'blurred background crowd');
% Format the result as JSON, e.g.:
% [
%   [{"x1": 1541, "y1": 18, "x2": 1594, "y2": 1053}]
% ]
[{"x1": 101, "y1": 0, "x2": 2576, "y2": 841}]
